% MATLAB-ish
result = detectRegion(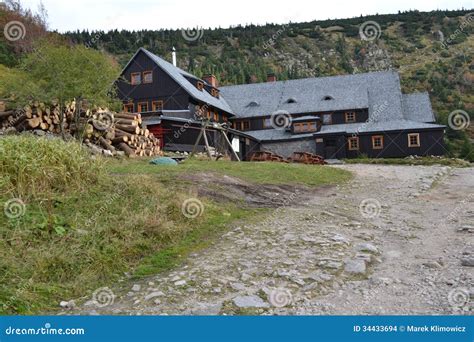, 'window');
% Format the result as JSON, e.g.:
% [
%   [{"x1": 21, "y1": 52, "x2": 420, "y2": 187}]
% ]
[
  {"x1": 211, "y1": 88, "x2": 219, "y2": 98},
  {"x1": 131, "y1": 72, "x2": 141, "y2": 85},
  {"x1": 294, "y1": 121, "x2": 318, "y2": 133},
  {"x1": 322, "y1": 114, "x2": 332, "y2": 124},
  {"x1": 372, "y1": 135, "x2": 384, "y2": 149},
  {"x1": 197, "y1": 81, "x2": 204, "y2": 91},
  {"x1": 123, "y1": 103, "x2": 134, "y2": 113},
  {"x1": 322, "y1": 96, "x2": 334, "y2": 101},
  {"x1": 348, "y1": 137, "x2": 359, "y2": 150},
  {"x1": 263, "y1": 117, "x2": 272, "y2": 128},
  {"x1": 286, "y1": 98, "x2": 297, "y2": 104},
  {"x1": 143, "y1": 71, "x2": 153, "y2": 83},
  {"x1": 408, "y1": 133, "x2": 420, "y2": 147},
  {"x1": 214, "y1": 112, "x2": 219, "y2": 121},
  {"x1": 242, "y1": 121, "x2": 250, "y2": 130},
  {"x1": 138, "y1": 102, "x2": 148, "y2": 113},
  {"x1": 206, "y1": 110, "x2": 212, "y2": 119},
  {"x1": 345, "y1": 112, "x2": 356, "y2": 123},
  {"x1": 152, "y1": 100, "x2": 163, "y2": 111},
  {"x1": 223, "y1": 116, "x2": 228, "y2": 122}
]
